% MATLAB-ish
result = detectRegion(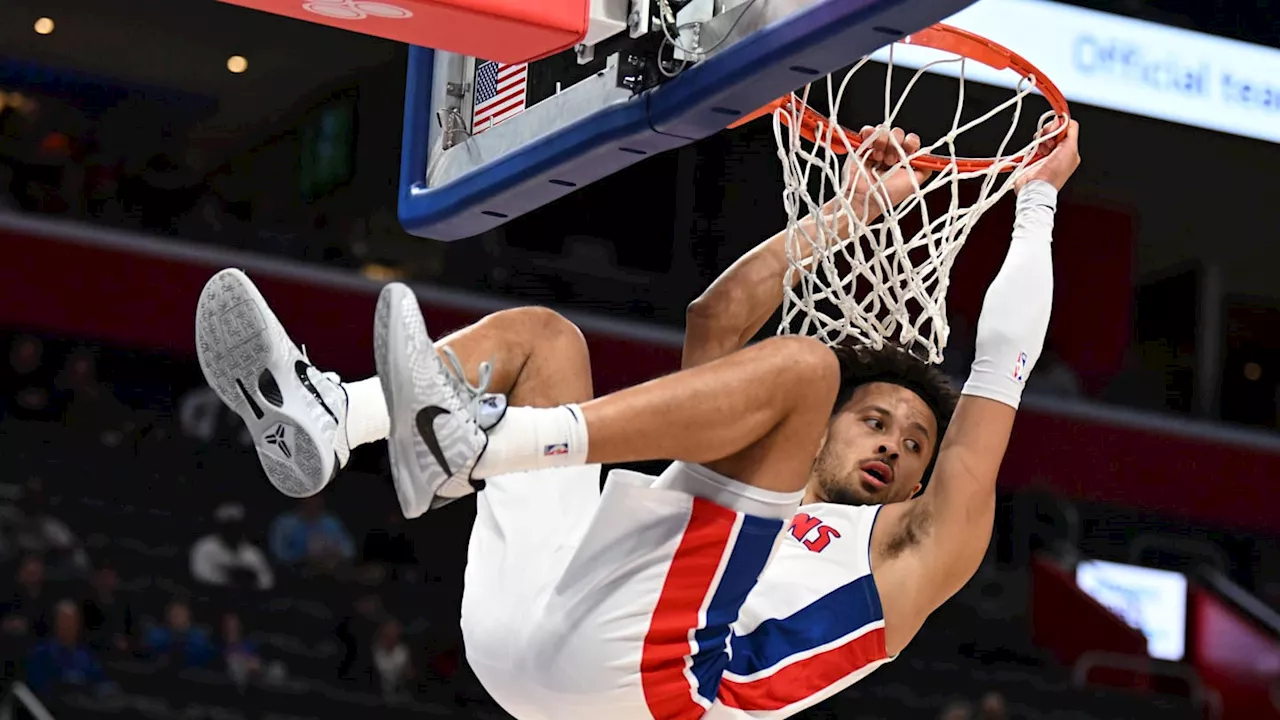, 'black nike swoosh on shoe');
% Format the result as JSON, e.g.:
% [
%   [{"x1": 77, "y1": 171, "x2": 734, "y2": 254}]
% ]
[
  {"x1": 295, "y1": 360, "x2": 339, "y2": 425},
  {"x1": 416, "y1": 406, "x2": 454, "y2": 477}
]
